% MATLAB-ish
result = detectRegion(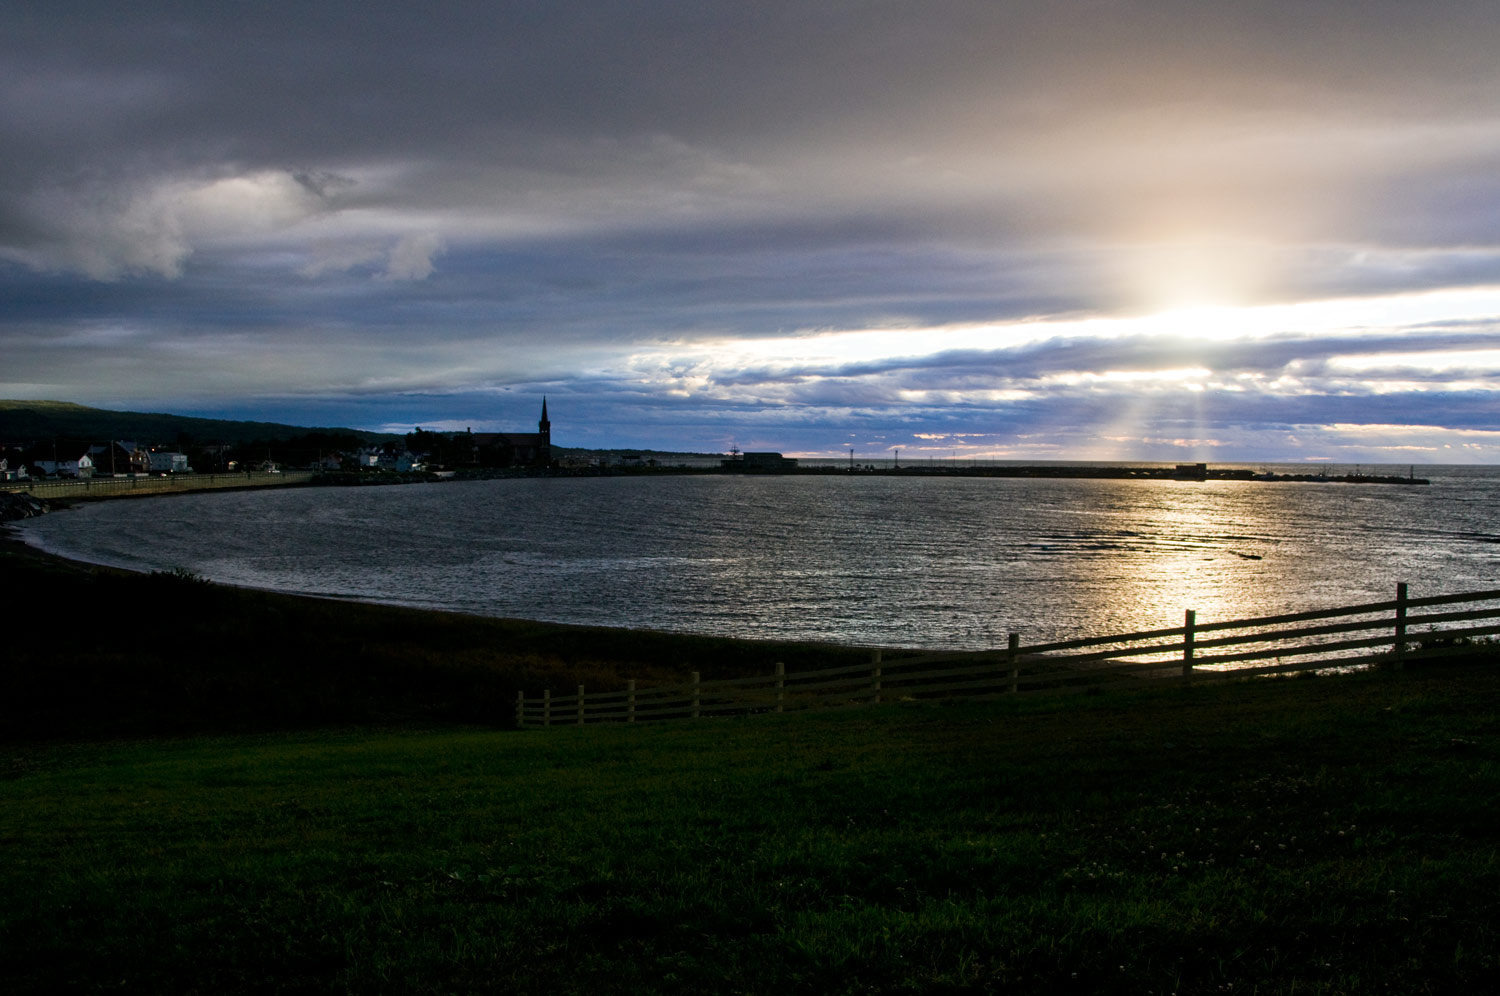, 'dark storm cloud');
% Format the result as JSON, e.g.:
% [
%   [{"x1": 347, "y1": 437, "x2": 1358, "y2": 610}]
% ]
[
  {"x1": 702, "y1": 327, "x2": 1500, "y2": 389},
  {"x1": 8, "y1": 1, "x2": 1500, "y2": 248},
  {"x1": 4, "y1": 1, "x2": 1500, "y2": 457}
]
